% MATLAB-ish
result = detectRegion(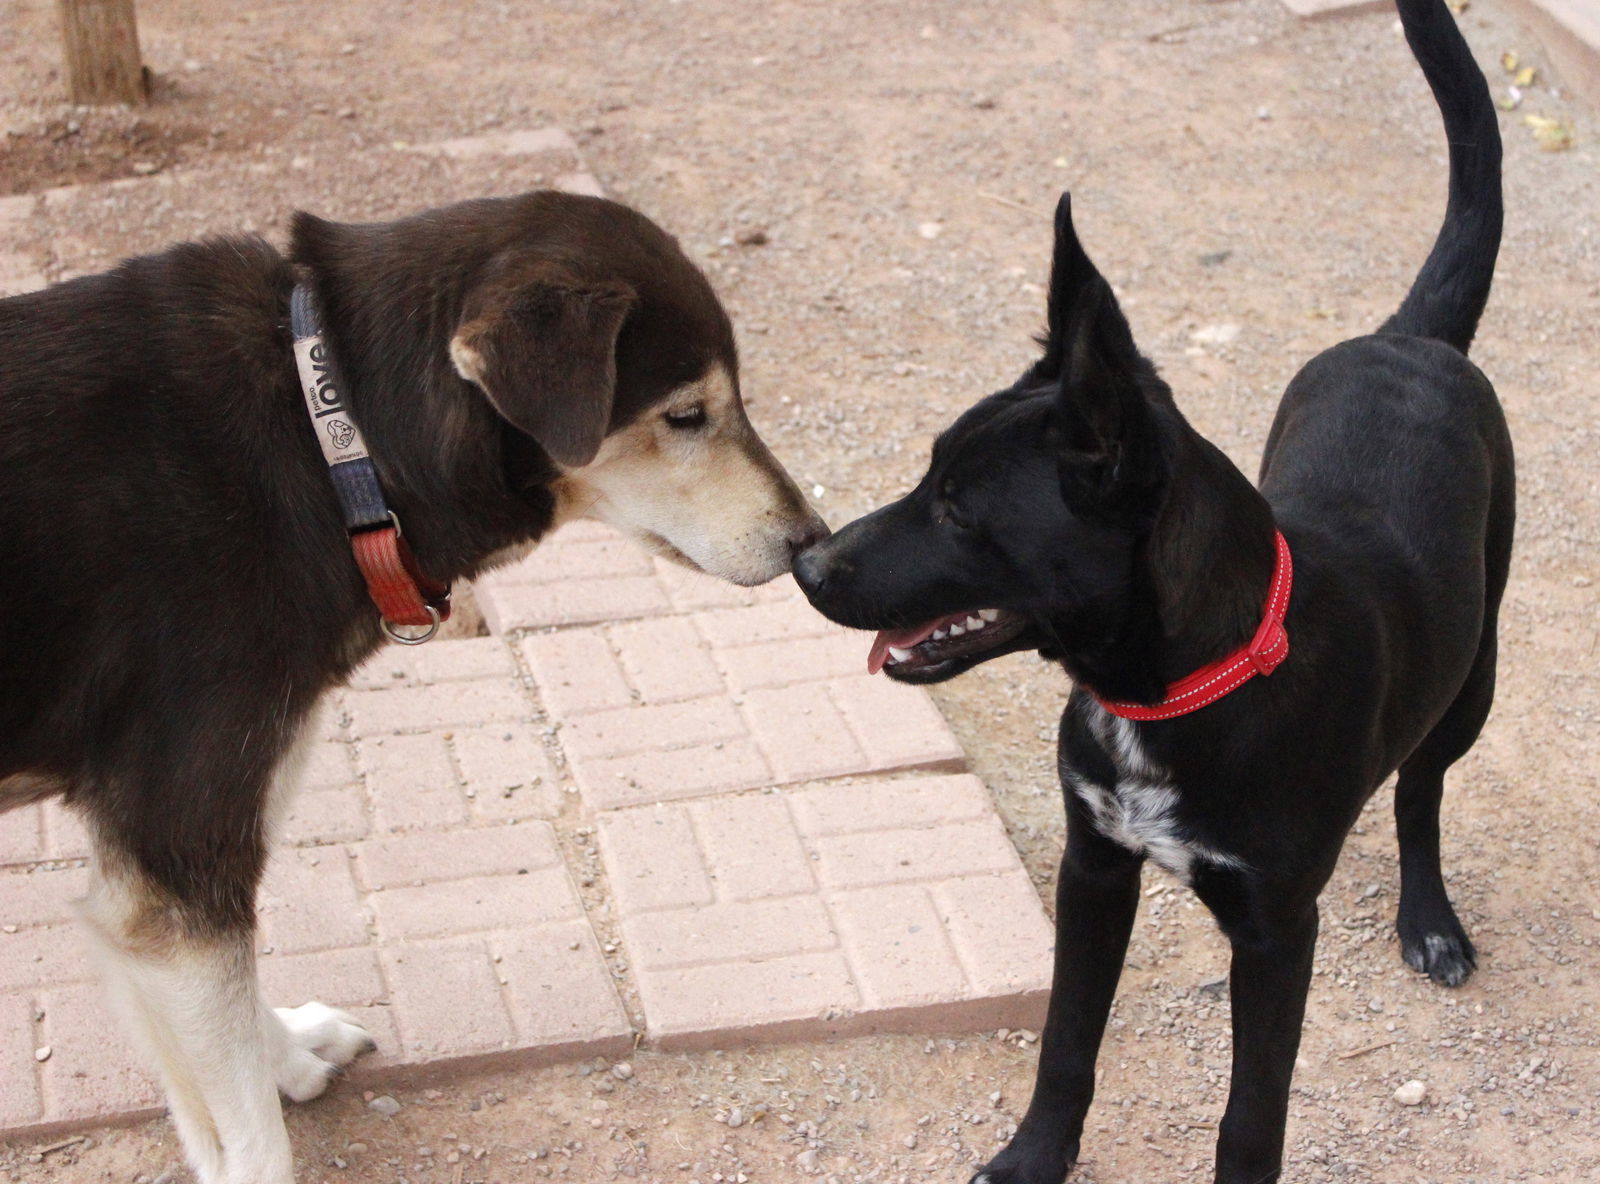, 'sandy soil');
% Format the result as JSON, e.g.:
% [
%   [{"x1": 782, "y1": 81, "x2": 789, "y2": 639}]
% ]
[{"x1": 2, "y1": 1, "x2": 1598, "y2": 1181}]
